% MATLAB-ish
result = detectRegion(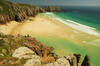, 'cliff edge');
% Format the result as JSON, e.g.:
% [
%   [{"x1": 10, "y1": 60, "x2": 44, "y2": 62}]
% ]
[{"x1": 0, "y1": 0, "x2": 61, "y2": 24}]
